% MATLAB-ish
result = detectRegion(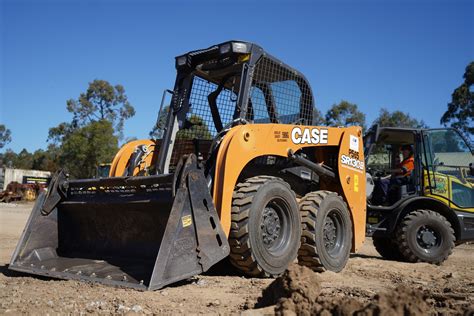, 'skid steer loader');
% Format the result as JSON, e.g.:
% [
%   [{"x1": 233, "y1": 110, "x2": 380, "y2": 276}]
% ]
[{"x1": 10, "y1": 41, "x2": 367, "y2": 290}]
